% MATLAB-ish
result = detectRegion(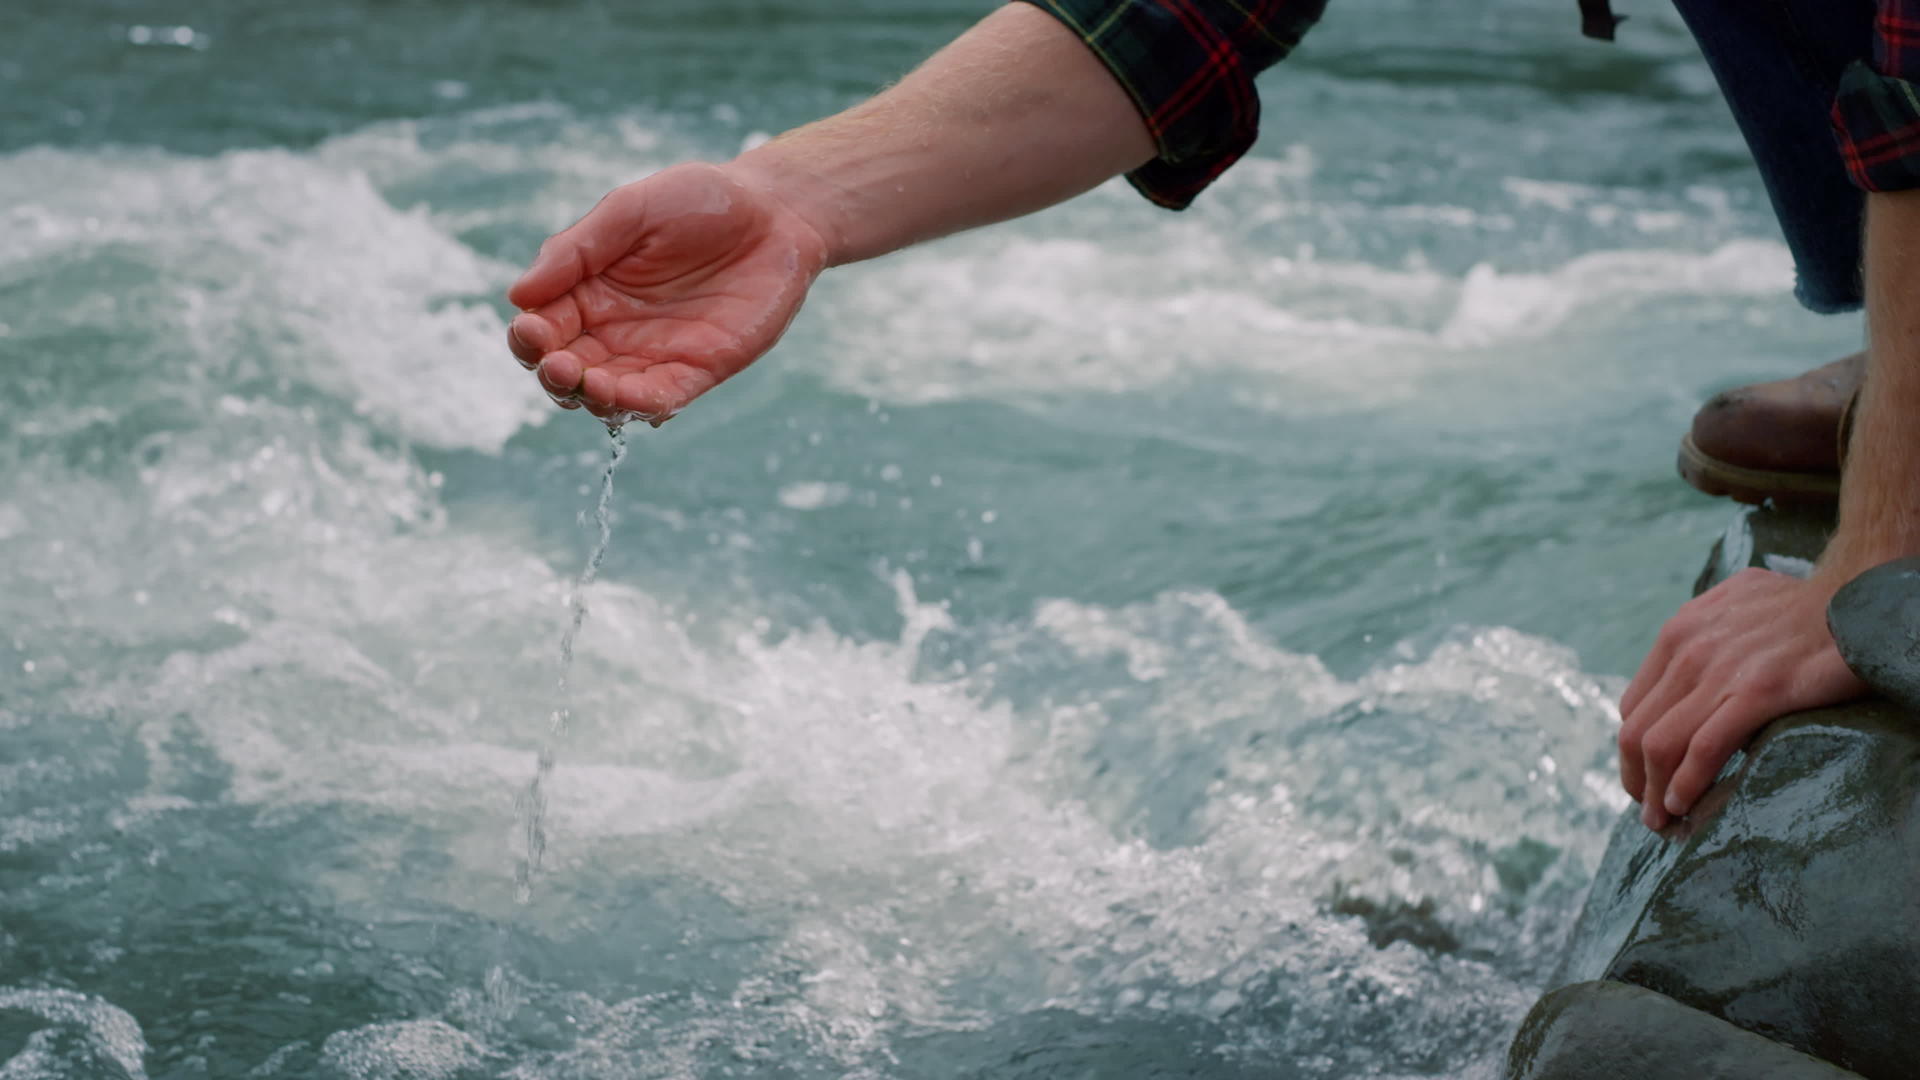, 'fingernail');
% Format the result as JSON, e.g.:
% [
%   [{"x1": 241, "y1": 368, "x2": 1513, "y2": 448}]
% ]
[{"x1": 1664, "y1": 794, "x2": 1685, "y2": 816}]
